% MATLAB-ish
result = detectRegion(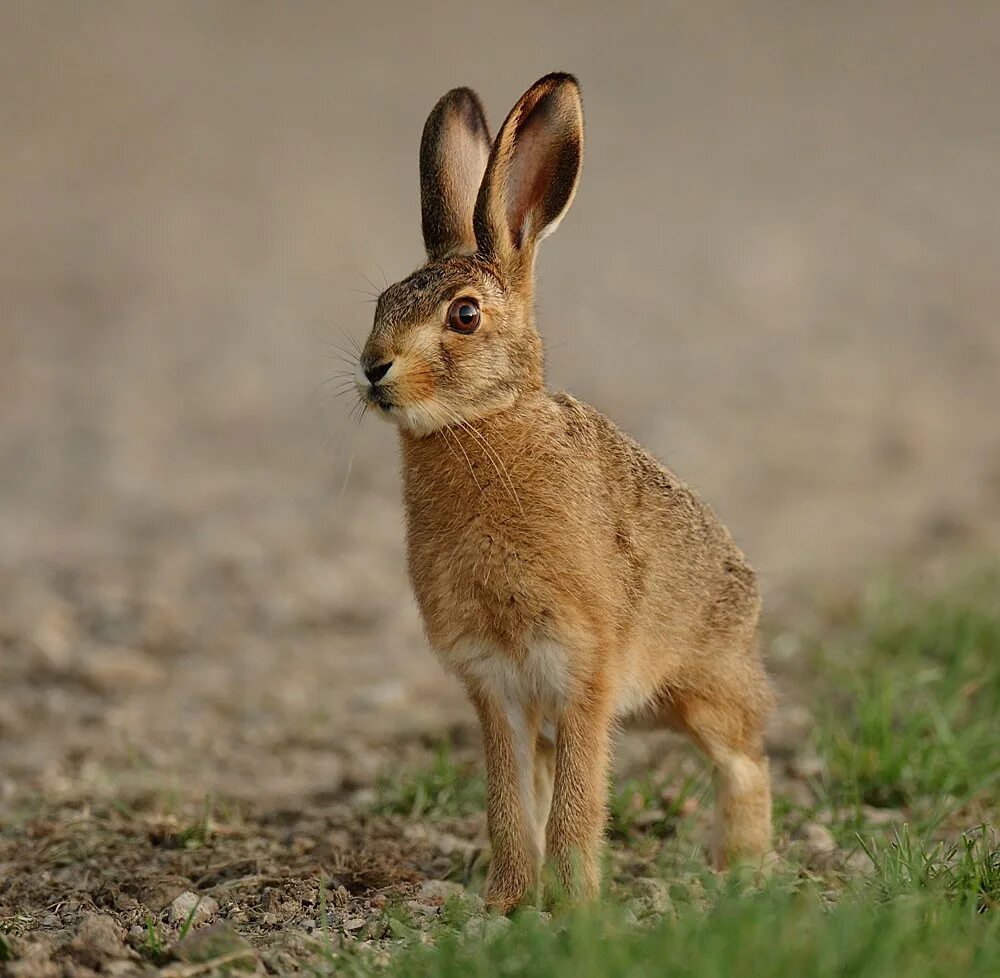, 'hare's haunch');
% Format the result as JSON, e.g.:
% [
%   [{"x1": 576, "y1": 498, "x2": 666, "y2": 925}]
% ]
[{"x1": 355, "y1": 74, "x2": 773, "y2": 912}]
